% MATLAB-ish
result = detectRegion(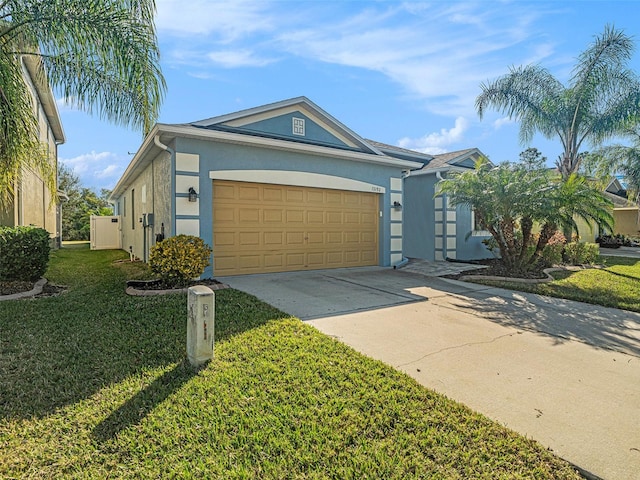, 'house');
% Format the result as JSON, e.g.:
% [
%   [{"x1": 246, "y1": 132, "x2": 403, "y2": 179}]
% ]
[
  {"x1": 604, "y1": 178, "x2": 639, "y2": 237},
  {"x1": 403, "y1": 148, "x2": 493, "y2": 261},
  {"x1": 0, "y1": 55, "x2": 66, "y2": 246},
  {"x1": 109, "y1": 97, "x2": 488, "y2": 277}
]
